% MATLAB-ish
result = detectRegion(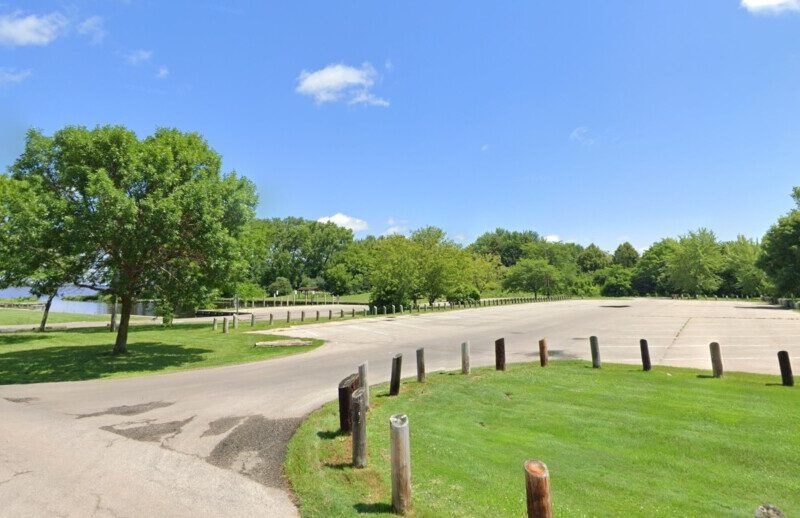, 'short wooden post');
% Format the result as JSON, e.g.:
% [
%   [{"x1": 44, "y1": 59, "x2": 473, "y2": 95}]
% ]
[
  {"x1": 639, "y1": 339, "x2": 652, "y2": 371},
  {"x1": 389, "y1": 353, "x2": 402, "y2": 396},
  {"x1": 212, "y1": 317, "x2": 217, "y2": 331},
  {"x1": 495, "y1": 338, "x2": 506, "y2": 371},
  {"x1": 416, "y1": 348, "x2": 426, "y2": 382},
  {"x1": 250, "y1": 314, "x2": 256, "y2": 327},
  {"x1": 358, "y1": 362, "x2": 369, "y2": 410},
  {"x1": 461, "y1": 341, "x2": 470, "y2": 374},
  {"x1": 590, "y1": 336, "x2": 601, "y2": 368},
  {"x1": 338, "y1": 373, "x2": 360, "y2": 433},
  {"x1": 390, "y1": 414, "x2": 412, "y2": 514},
  {"x1": 340, "y1": 309, "x2": 344, "y2": 318},
  {"x1": 709, "y1": 342, "x2": 723, "y2": 378},
  {"x1": 328, "y1": 309, "x2": 333, "y2": 320},
  {"x1": 223, "y1": 317, "x2": 229, "y2": 334},
  {"x1": 286, "y1": 310, "x2": 291, "y2": 323},
  {"x1": 301, "y1": 310, "x2": 305, "y2": 322},
  {"x1": 538, "y1": 338, "x2": 548, "y2": 367},
  {"x1": 316, "y1": 310, "x2": 320, "y2": 321},
  {"x1": 524, "y1": 460, "x2": 553, "y2": 518},
  {"x1": 391, "y1": 304, "x2": 395, "y2": 314},
  {"x1": 269, "y1": 313, "x2": 273, "y2": 326},
  {"x1": 778, "y1": 350, "x2": 794, "y2": 387},
  {"x1": 352, "y1": 308, "x2": 356, "y2": 317},
  {"x1": 233, "y1": 314, "x2": 238, "y2": 329},
  {"x1": 351, "y1": 388, "x2": 367, "y2": 468}
]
